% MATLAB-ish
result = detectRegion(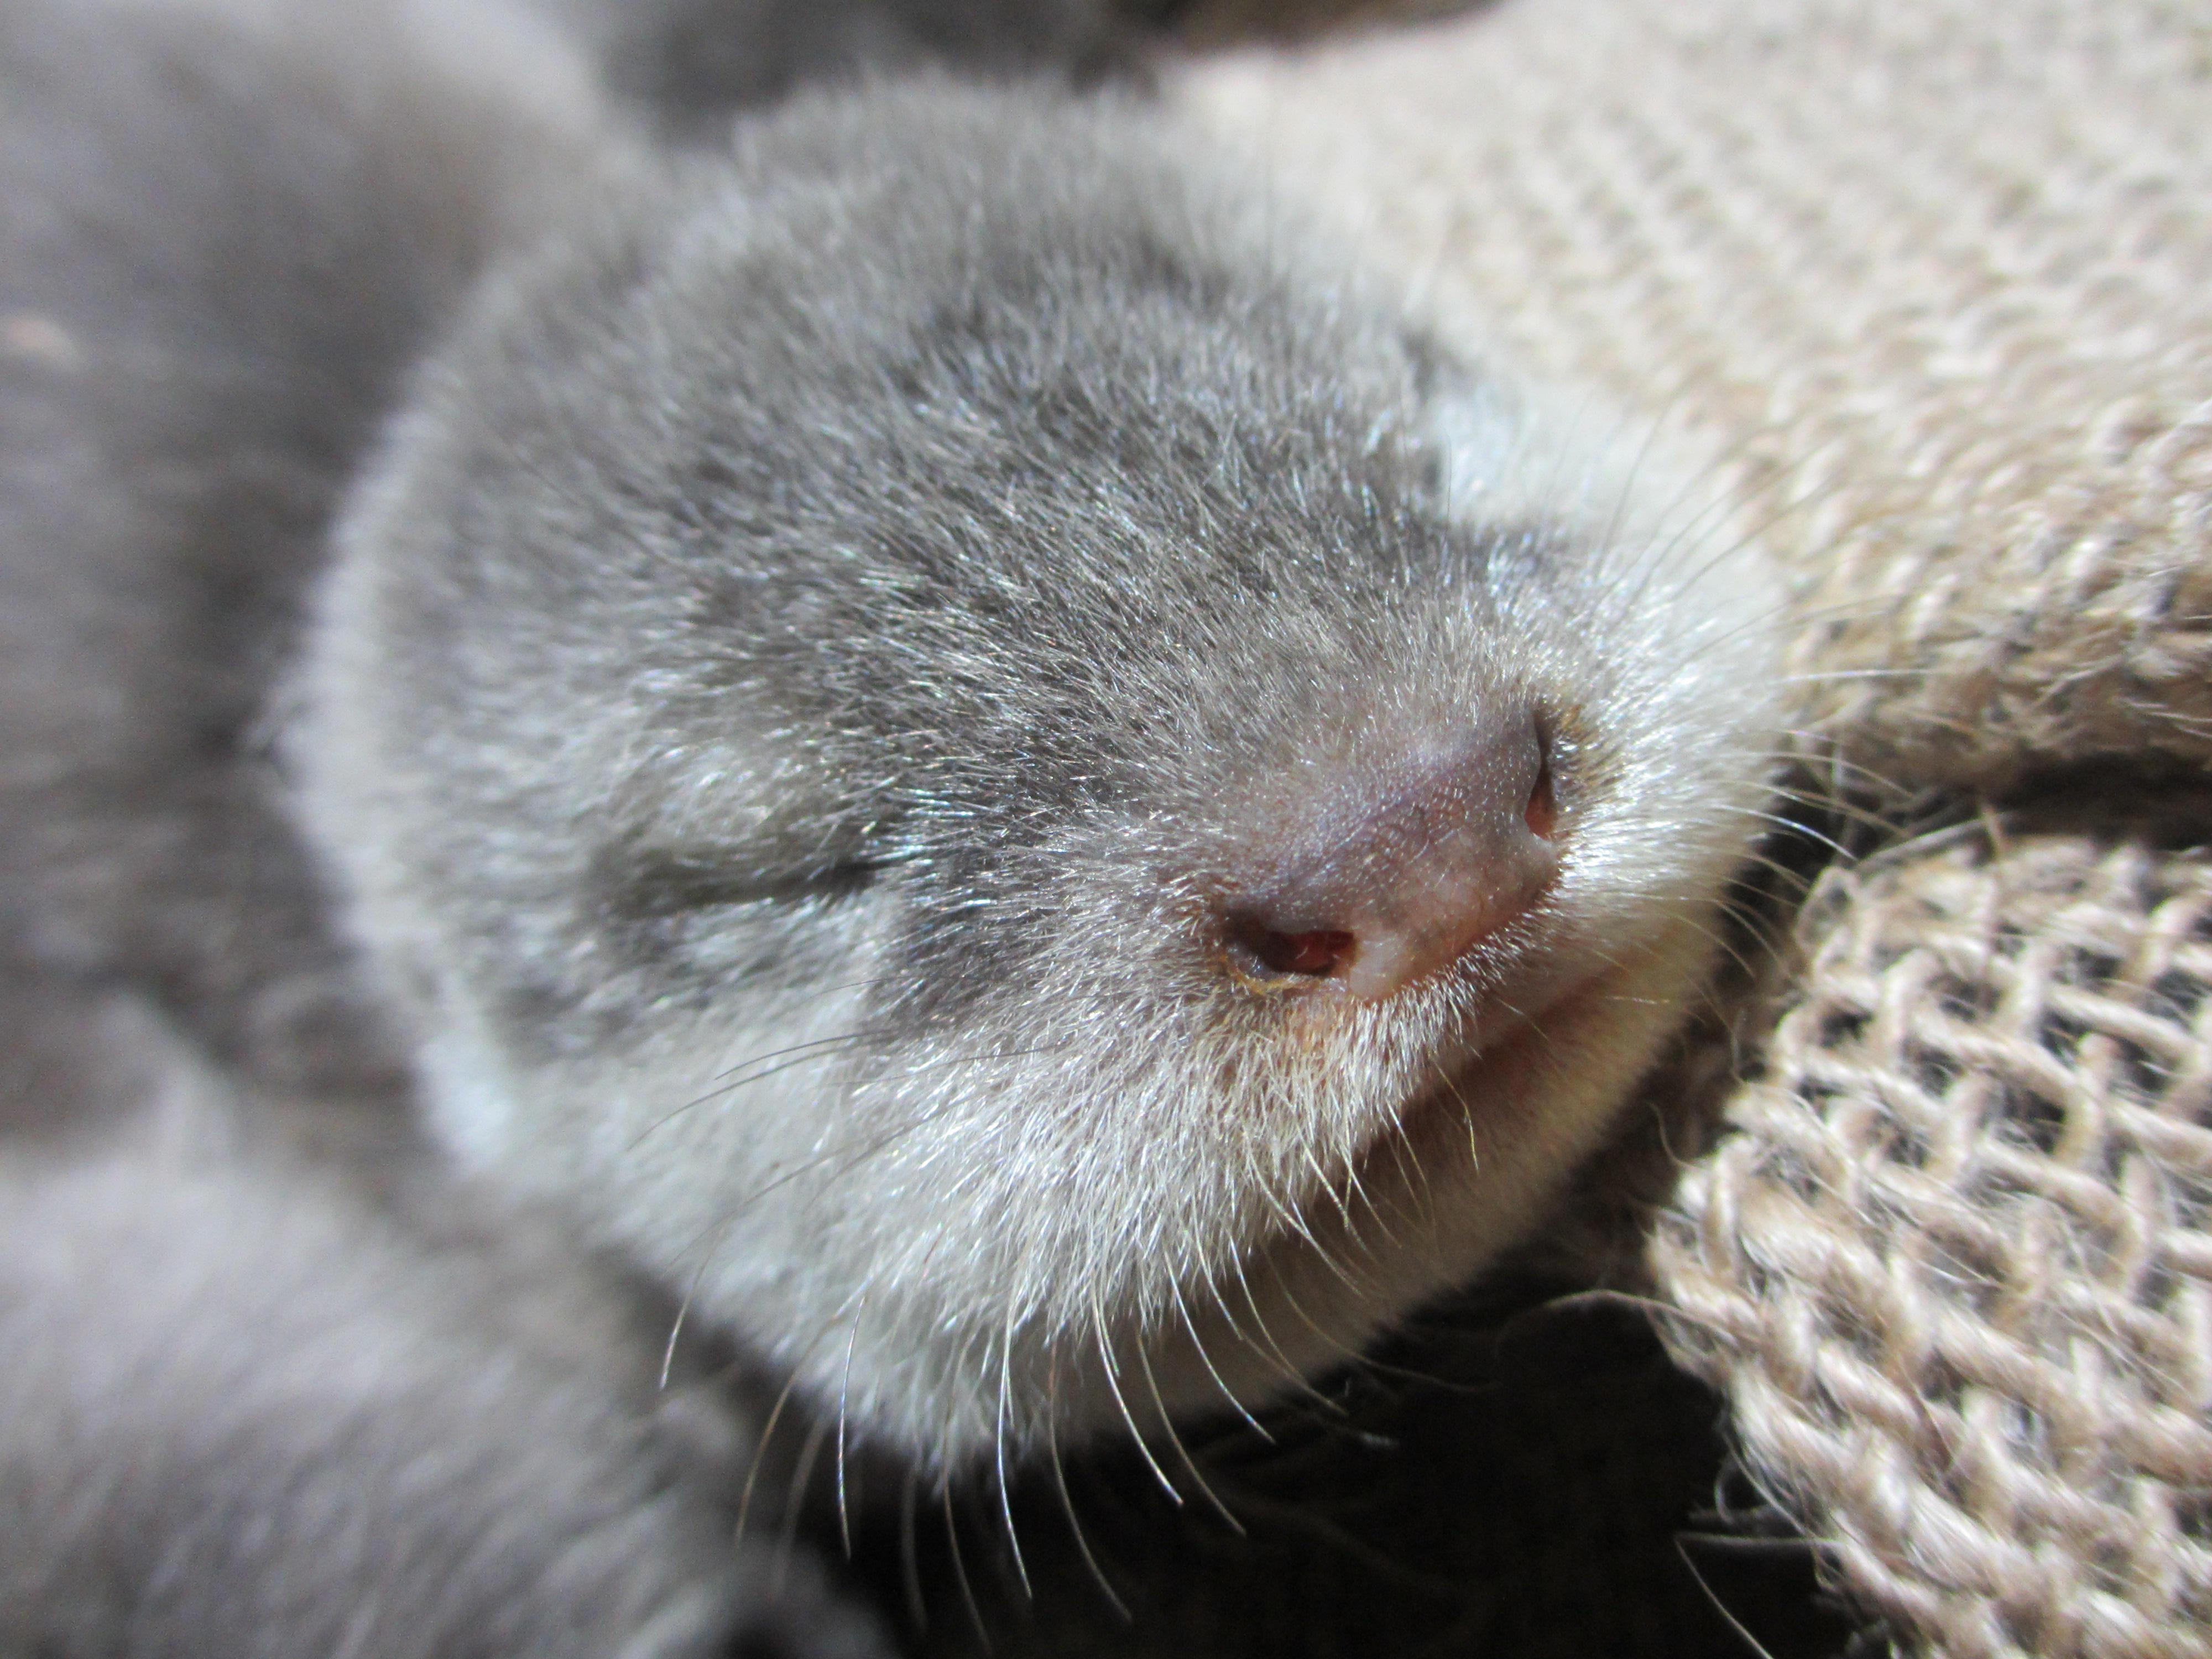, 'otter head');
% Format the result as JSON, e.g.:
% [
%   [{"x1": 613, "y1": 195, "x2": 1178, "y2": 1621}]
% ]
[{"x1": 298, "y1": 83, "x2": 1781, "y2": 1473}]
